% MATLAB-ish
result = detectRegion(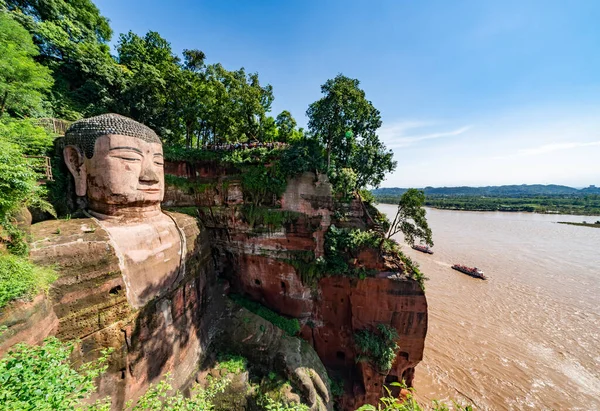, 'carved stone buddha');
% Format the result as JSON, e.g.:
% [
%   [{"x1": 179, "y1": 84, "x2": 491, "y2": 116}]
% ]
[{"x1": 63, "y1": 113, "x2": 185, "y2": 308}]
